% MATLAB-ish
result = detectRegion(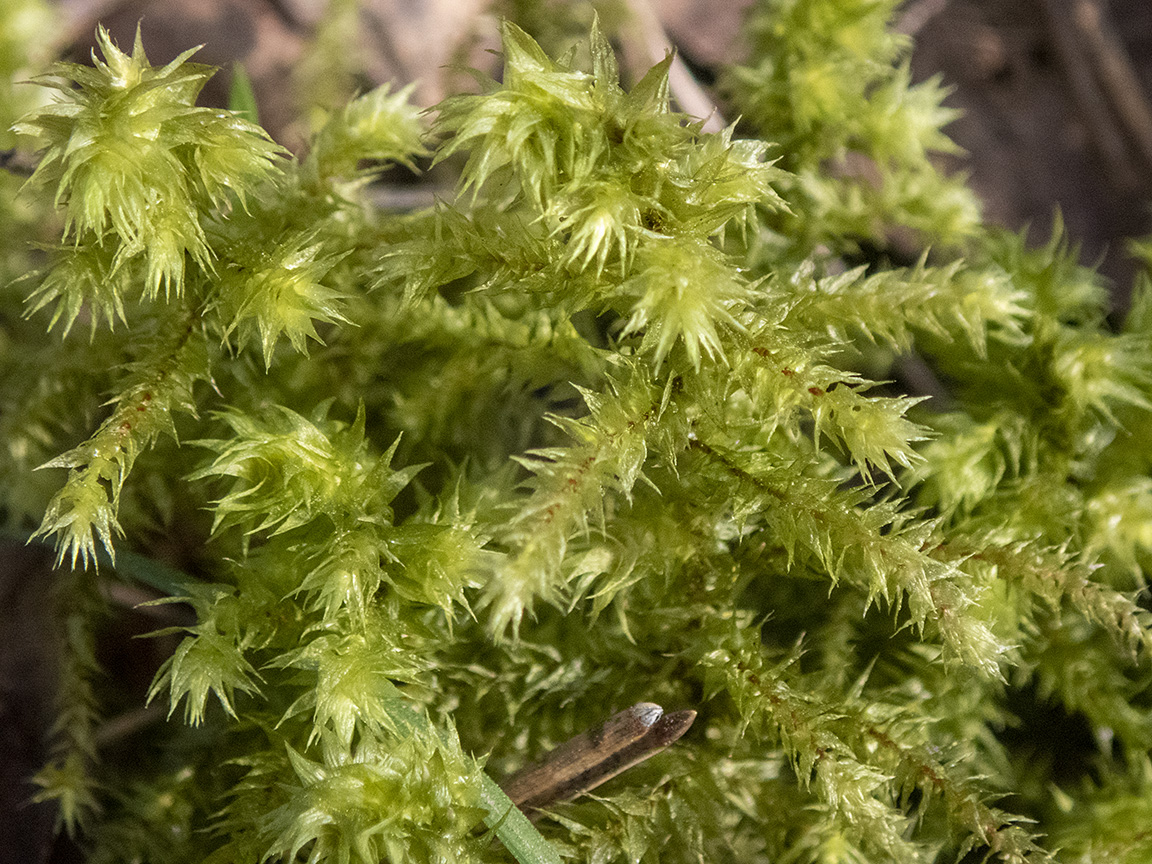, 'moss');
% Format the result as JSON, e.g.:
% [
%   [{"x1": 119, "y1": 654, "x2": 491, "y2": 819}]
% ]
[{"x1": 5, "y1": 4, "x2": 1152, "y2": 862}]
